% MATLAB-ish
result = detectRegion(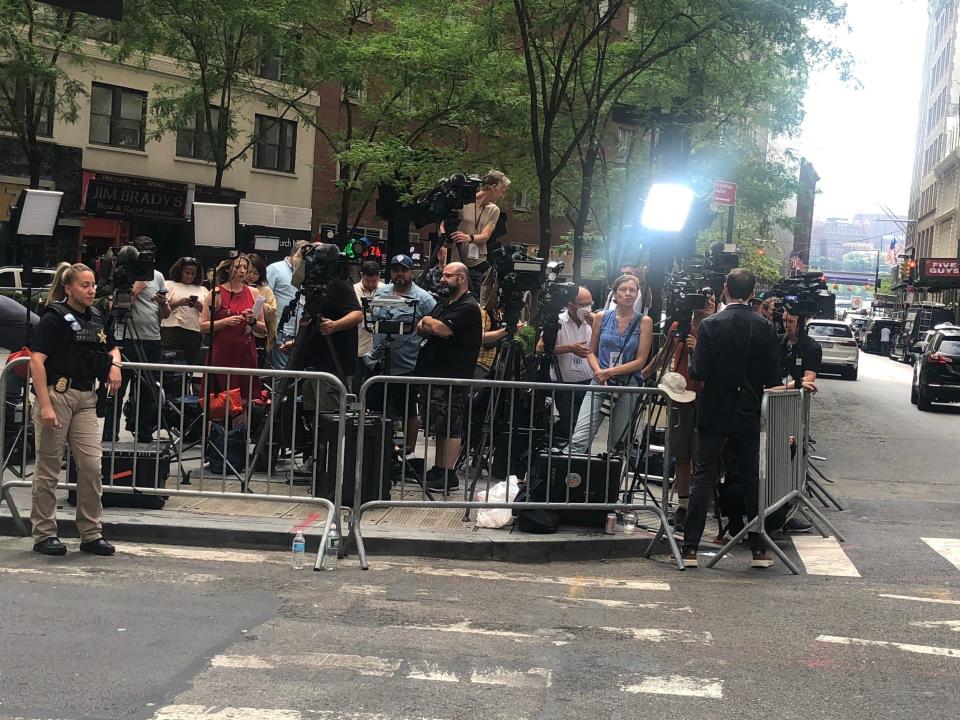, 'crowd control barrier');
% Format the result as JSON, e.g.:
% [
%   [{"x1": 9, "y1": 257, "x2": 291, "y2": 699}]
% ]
[
  {"x1": 347, "y1": 375, "x2": 684, "y2": 570},
  {"x1": 705, "y1": 390, "x2": 844, "y2": 574},
  {"x1": 0, "y1": 358, "x2": 347, "y2": 570}
]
